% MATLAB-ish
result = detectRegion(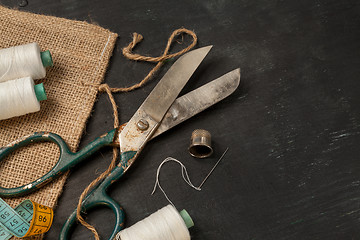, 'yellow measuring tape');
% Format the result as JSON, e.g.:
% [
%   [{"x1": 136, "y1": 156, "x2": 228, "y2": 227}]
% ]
[{"x1": 0, "y1": 198, "x2": 53, "y2": 239}]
